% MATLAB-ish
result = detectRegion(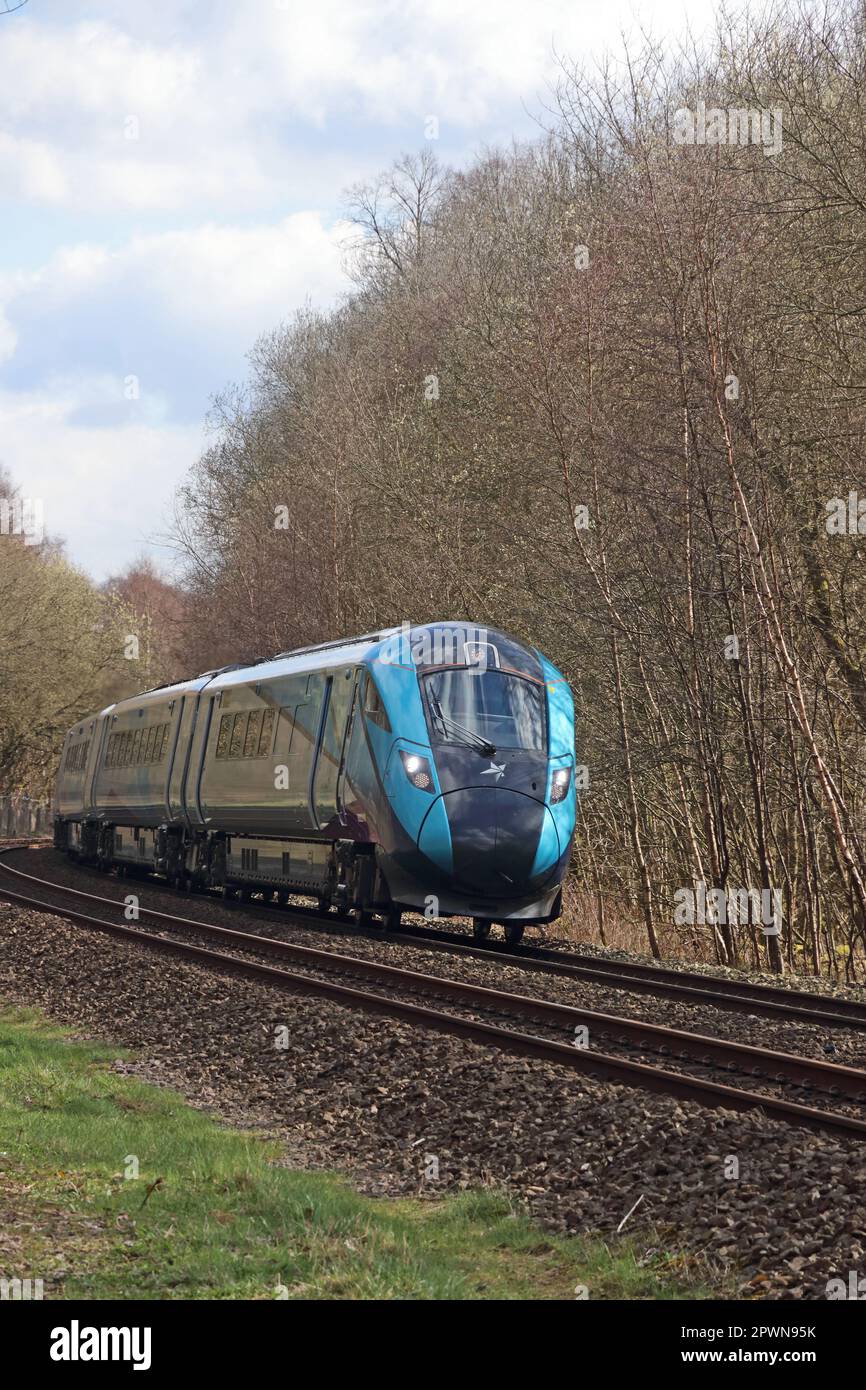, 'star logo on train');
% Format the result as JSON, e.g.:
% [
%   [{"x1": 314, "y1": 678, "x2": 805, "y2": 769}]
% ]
[{"x1": 481, "y1": 761, "x2": 506, "y2": 781}]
